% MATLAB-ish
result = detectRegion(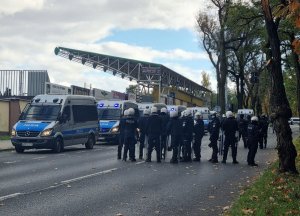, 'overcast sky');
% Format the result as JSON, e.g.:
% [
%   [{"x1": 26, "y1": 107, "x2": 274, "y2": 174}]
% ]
[{"x1": 0, "y1": 0, "x2": 216, "y2": 93}]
